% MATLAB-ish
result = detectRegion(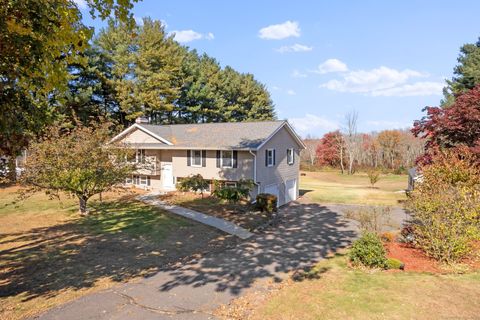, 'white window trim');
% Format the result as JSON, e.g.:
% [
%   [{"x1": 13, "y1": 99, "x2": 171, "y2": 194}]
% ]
[
  {"x1": 139, "y1": 175, "x2": 148, "y2": 185},
  {"x1": 225, "y1": 181, "x2": 237, "y2": 188},
  {"x1": 220, "y1": 150, "x2": 234, "y2": 168},
  {"x1": 287, "y1": 148, "x2": 294, "y2": 165},
  {"x1": 266, "y1": 149, "x2": 274, "y2": 167},
  {"x1": 191, "y1": 150, "x2": 202, "y2": 167}
]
